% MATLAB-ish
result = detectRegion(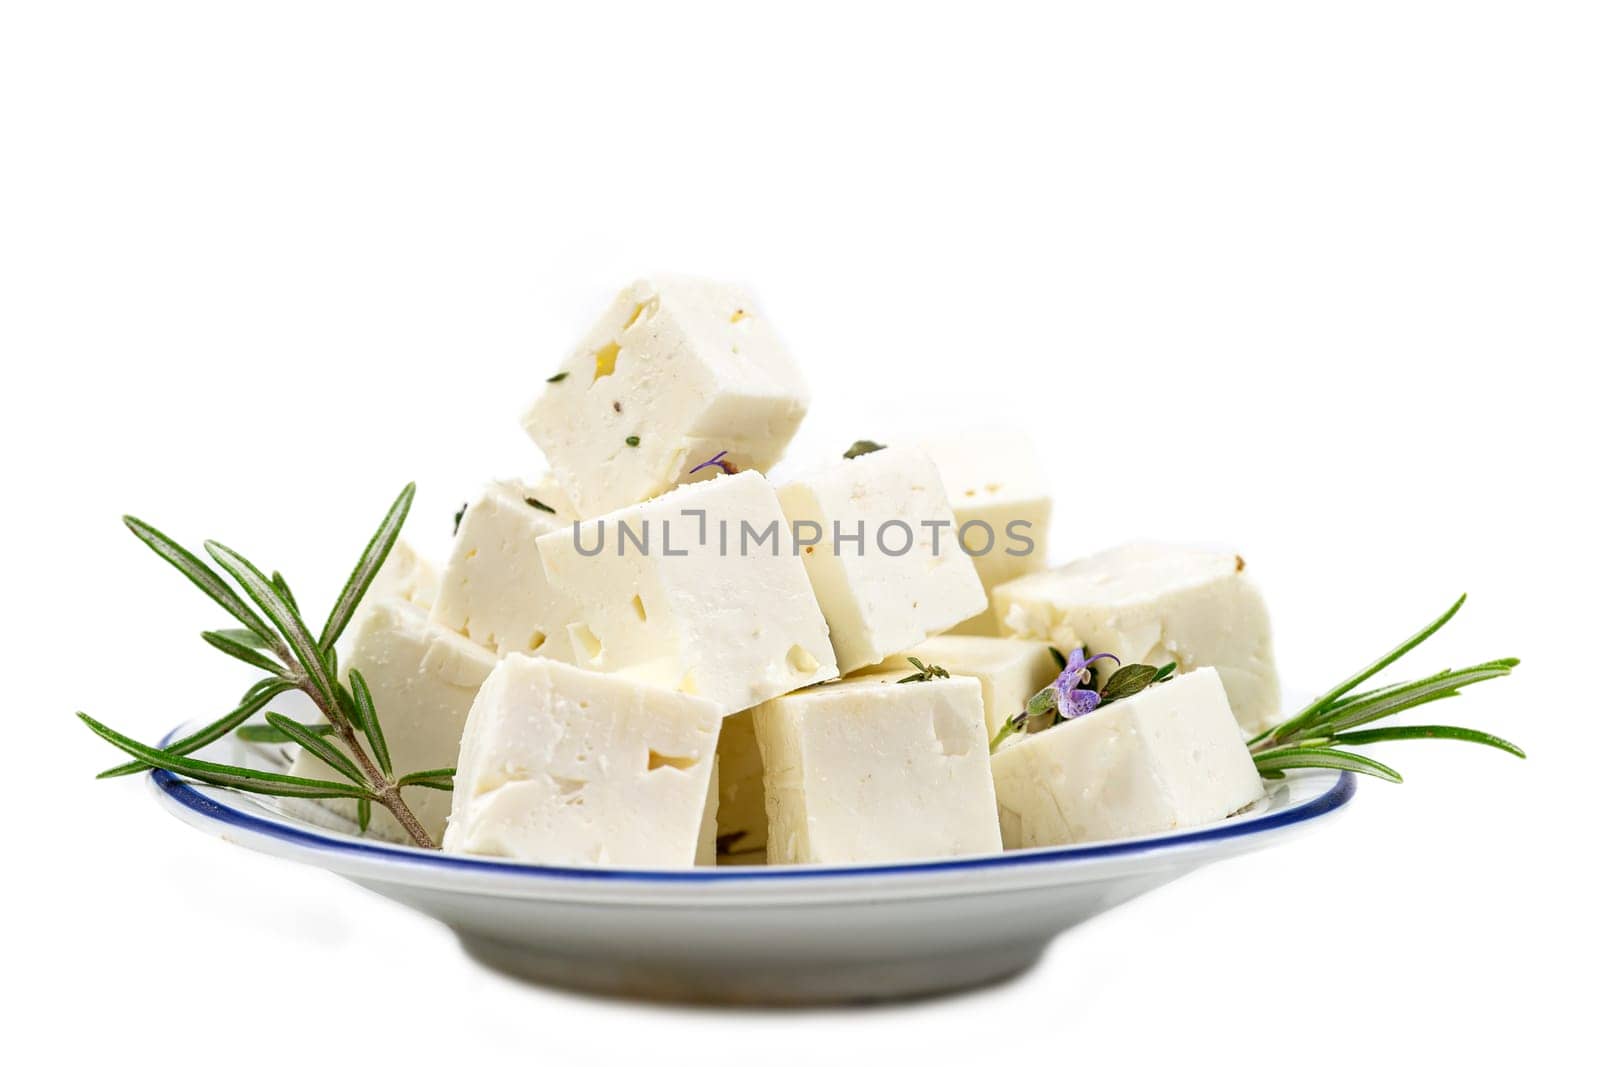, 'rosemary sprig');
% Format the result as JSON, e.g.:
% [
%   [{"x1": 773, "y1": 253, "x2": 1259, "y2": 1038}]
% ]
[
  {"x1": 78, "y1": 484, "x2": 448, "y2": 849},
  {"x1": 897, "y1": 657, "x2": 950, "y2": 683},
  {"x1": 1248, "y1": 595, "x2": 1523, "y2": 782}
]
